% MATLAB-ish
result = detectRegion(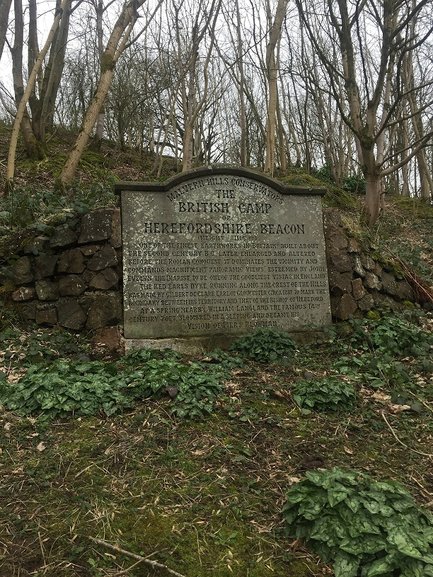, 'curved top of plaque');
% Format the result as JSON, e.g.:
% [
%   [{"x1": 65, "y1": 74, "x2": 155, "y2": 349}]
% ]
[{"x1": 114, "y1": 166, "x2": 326, "y2": 196}]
